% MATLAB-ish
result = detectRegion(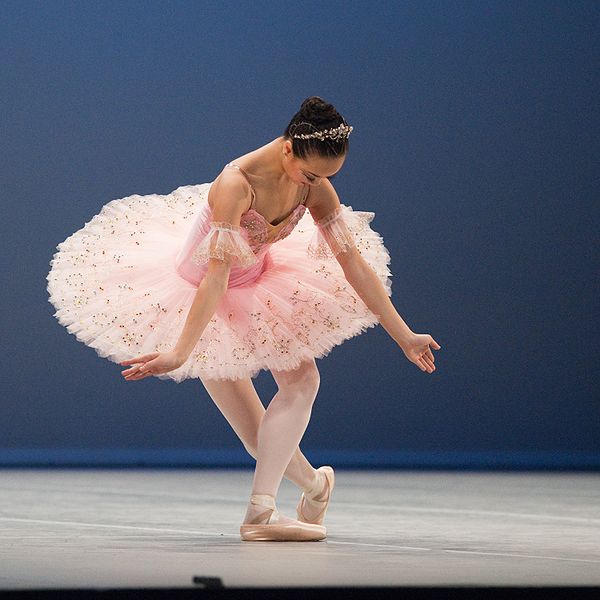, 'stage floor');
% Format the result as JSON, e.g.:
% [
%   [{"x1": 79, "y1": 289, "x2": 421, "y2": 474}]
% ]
[{"x1": 1, "y1": 469, "x2": 599, "y2": 589}]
